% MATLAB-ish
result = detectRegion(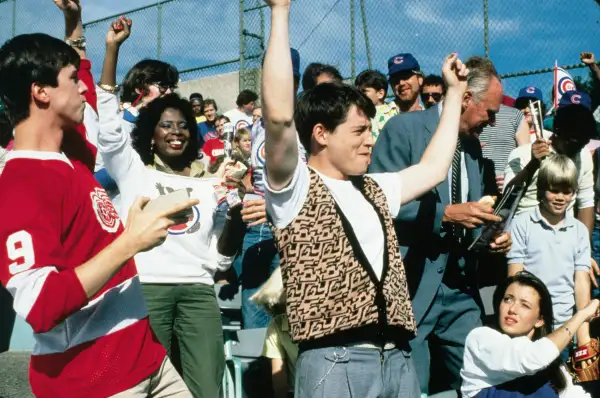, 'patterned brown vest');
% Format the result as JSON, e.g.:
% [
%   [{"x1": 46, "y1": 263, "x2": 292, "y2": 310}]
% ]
[{"x1": 272, "y1": 169, "x2": 416, "y2": 344}]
